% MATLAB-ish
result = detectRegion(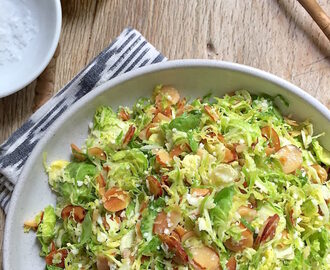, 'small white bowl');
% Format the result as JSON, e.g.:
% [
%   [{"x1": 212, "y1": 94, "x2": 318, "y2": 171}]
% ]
[{"x1": 0, "y1": 0, "x2": 62, "y2": 98}]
